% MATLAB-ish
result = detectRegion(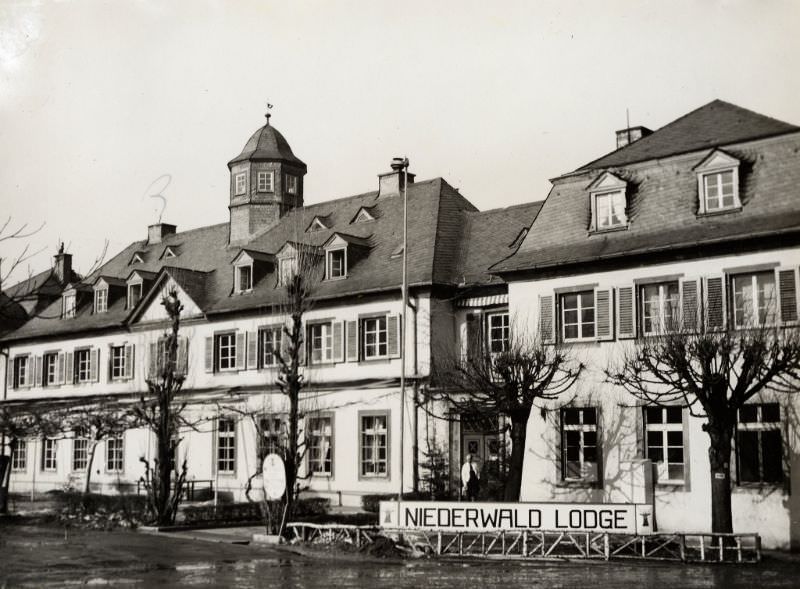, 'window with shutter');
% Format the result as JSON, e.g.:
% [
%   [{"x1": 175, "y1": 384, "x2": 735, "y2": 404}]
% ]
[
  {"x1": 246, "y1": 331, "x2": 258, "y2": 369},
  {"x1": 362, "y1": 316, "x2": 389, "y2": 359},
  {"x1": 560, "y1": 291, "x2": 595, "y2": 341},
  {"x1": 204, "y1": 337, "x2": 213, "y2": 373},
  {"x1": 616, "y1": 286, "x2": 636, "y2": 339},
  {"x1": 65, "y1": 351, "x2": 74, "y2": 384},
  {"x1": 539, "y1": 295, "x2": 554, "y2": 344},
  {"x1": 124, "y1": 344, "x2": 134, "y2": 379},
  {"x1": 595, "y1": 288, "x2": 613, "y2": 340},
  {"x1": 176, "y1": 337, "x2": 188, "y2": 376},
  {"x1": 639, "y1": 282, "x2": 679, "y2": 335},
  {"x1": 259, "y1": 327, "x2": 282, "y2": 368},
  {"x1": 345, "y1": 320, "x2": 358, "y2": 361},
  {"x1": 387, "y1": 314, "x2": 401, "y2": 359},
  {"x1": 466, "y1": 313, "x2": 483, "y2": 360},
  {"x1": 777, "y1": 267, "x2": 798, "y2": 324},
  {"x1": 731, "y1": 271, "x2": 776, "y2": 327},
  {"x1": 332, "y1": 321, "x2": 345, "y2": 363},
  {"x1": 680, "y1": 278, "x2": 700, "y2": 333},
  {"x1": 704, "y1": 276, "x2": 726, "y2": 331},
  {"x1": 35, "y1": 355, "x2": 43, "y2": 387}
]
